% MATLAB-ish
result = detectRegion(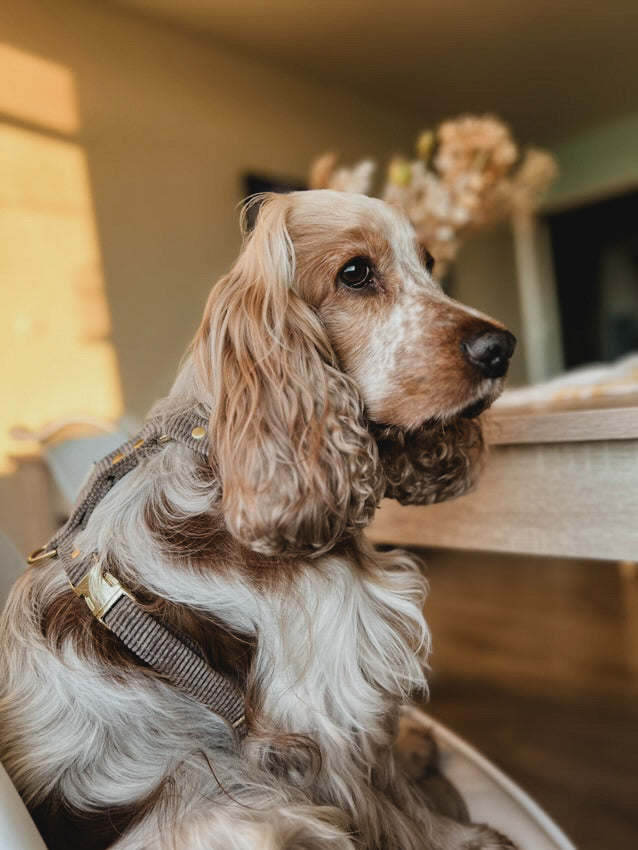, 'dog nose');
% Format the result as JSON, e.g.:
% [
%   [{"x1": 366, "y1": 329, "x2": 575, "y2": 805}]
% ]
[{"x1": 461, "y1": 329, "x2": 517, "y2": 379}]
